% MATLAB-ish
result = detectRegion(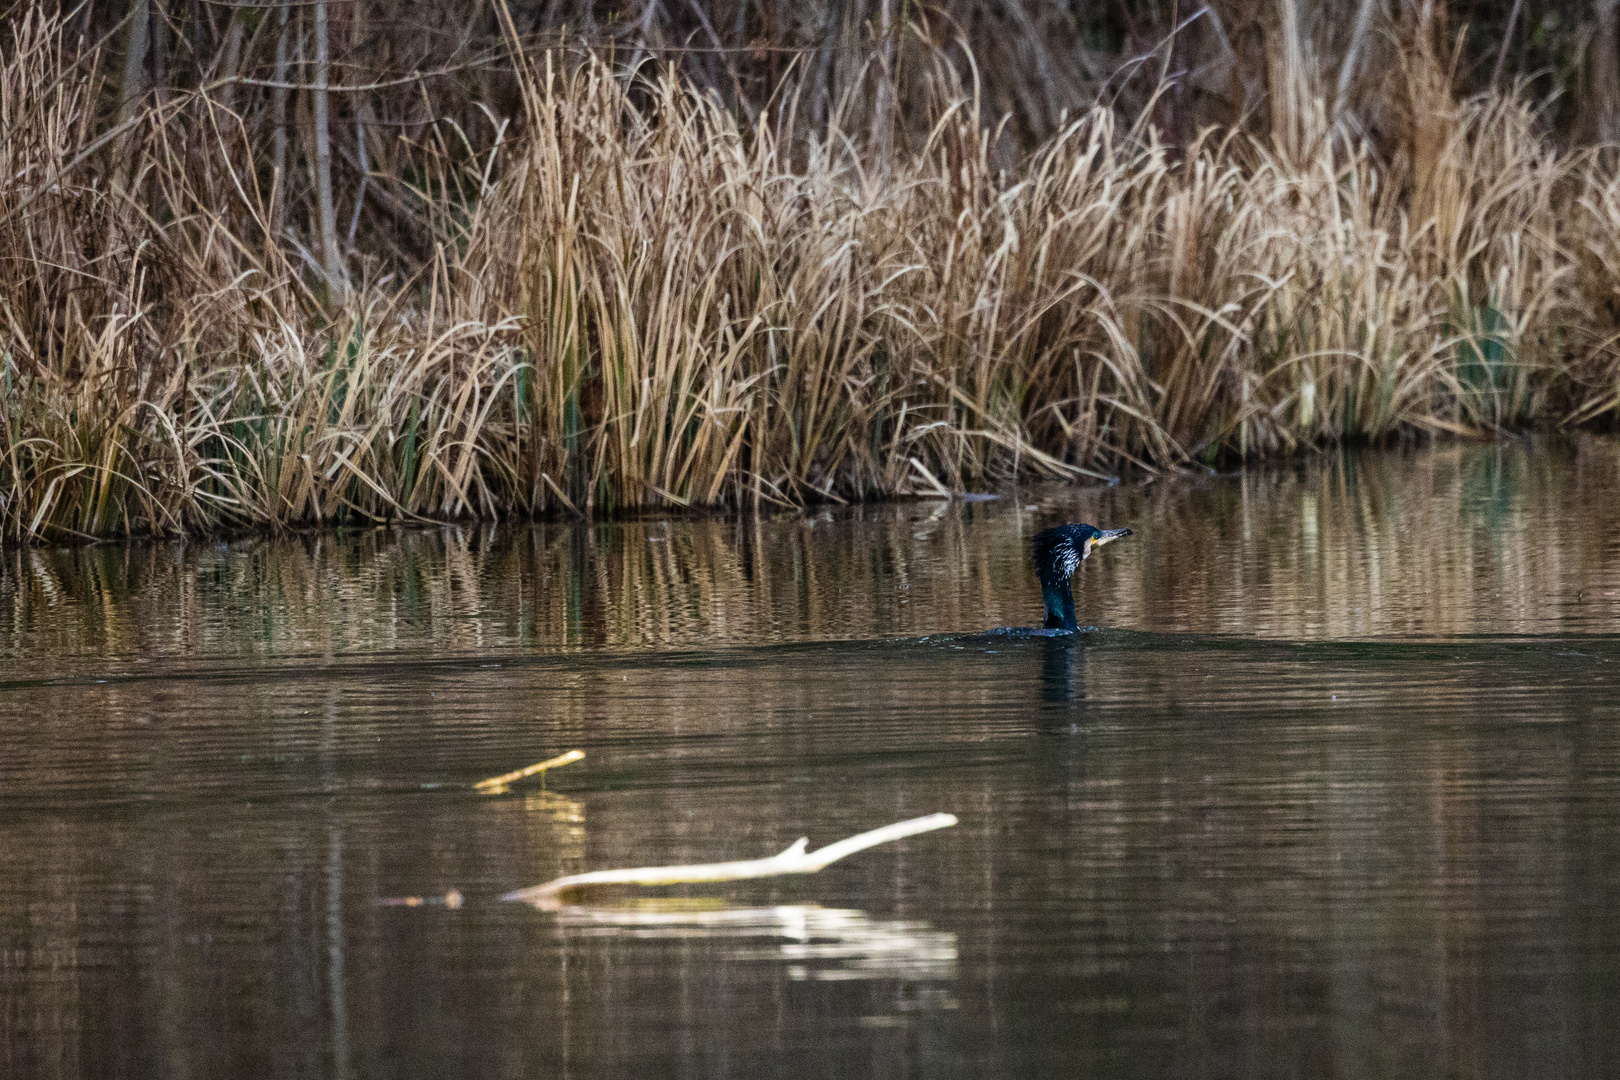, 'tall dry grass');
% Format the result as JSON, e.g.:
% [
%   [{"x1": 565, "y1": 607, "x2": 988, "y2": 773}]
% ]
[{"x1": 2, "y1": 8, "x2": 1619, "y2": 543}]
